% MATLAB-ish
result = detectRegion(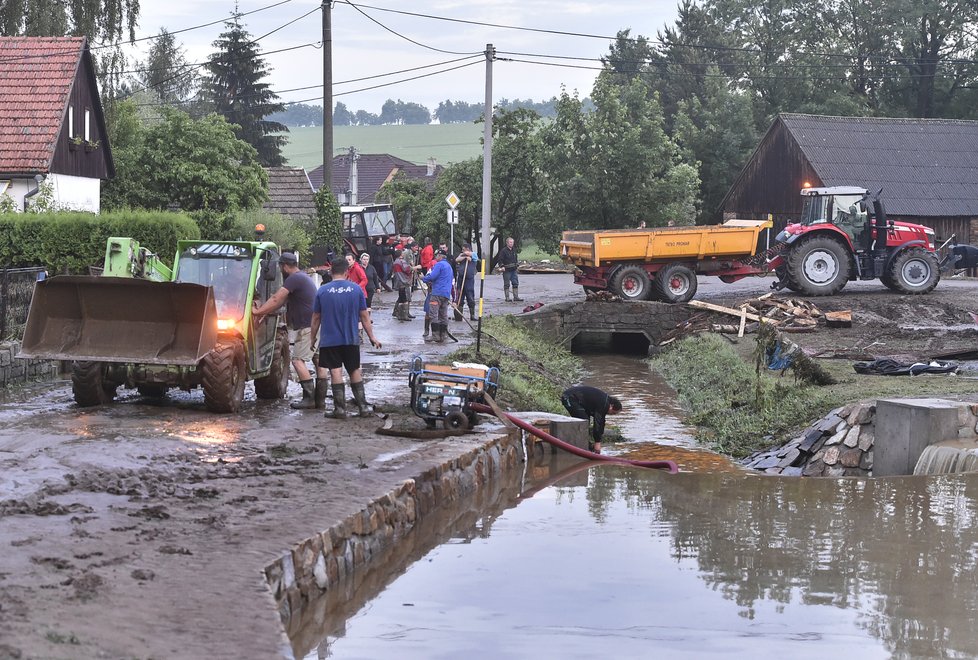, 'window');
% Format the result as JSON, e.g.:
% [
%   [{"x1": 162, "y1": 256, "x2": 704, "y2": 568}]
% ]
[
  {"x1": 84, "y1": 109, "x2": 90, "y2": 141},
  {"x1": 68, "y1": 107, "x2": 74, "y2": 138}
]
